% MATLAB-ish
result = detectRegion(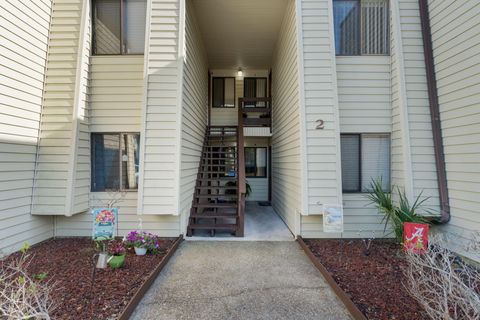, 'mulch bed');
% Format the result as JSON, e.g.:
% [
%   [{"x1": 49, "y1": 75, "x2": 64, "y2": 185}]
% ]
[
  {"x1": 3, "y1": 237, "x2": 177, "y2": 320},
  {"x1": 304, "y1": 239, "x2": 426, "y2": 320}
]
